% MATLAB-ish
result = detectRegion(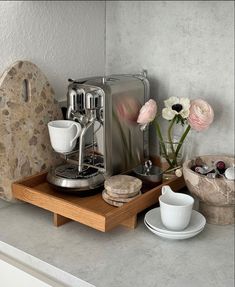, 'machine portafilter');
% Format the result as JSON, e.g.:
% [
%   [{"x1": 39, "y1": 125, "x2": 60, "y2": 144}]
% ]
[{"x1": 67, "y1": 87, "x2": 104, "y2": 172}]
